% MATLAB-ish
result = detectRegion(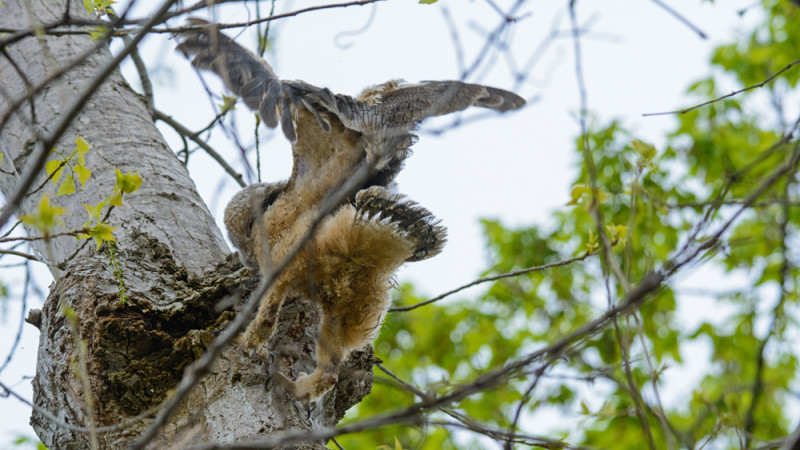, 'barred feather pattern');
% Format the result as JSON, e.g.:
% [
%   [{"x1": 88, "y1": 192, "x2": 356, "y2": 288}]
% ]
[{"x1": 176, "y1": 19, "x2": 525, "y2": 186}]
